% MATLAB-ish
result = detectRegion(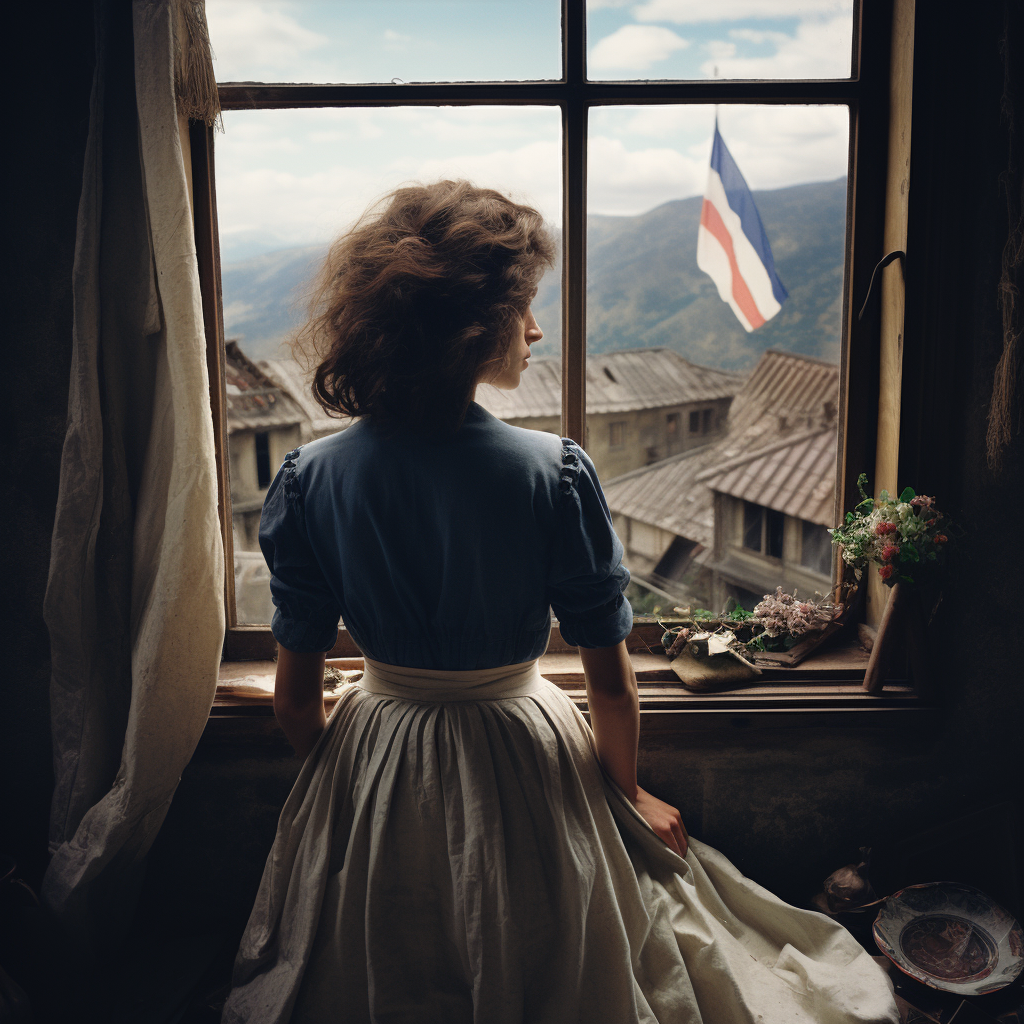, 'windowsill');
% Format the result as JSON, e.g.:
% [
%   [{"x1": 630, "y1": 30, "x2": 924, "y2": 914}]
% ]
[{"x1": 208, "y1": 631, "x2": 933, "y2": 745}]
